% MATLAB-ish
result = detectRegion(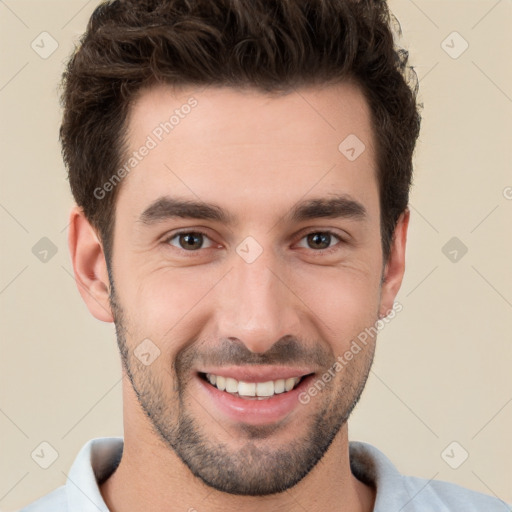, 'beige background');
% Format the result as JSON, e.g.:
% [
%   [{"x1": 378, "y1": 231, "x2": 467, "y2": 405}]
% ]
[{"x1": 1, "y1": 1, "x2": 511, "y2": 510}]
